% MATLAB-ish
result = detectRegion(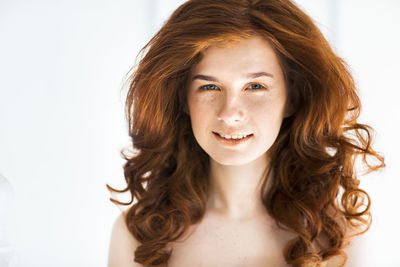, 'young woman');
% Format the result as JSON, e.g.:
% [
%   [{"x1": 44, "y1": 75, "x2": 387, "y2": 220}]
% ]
[{"x1": 107, "y1": 0, "x2": 385, "y2": 266}]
